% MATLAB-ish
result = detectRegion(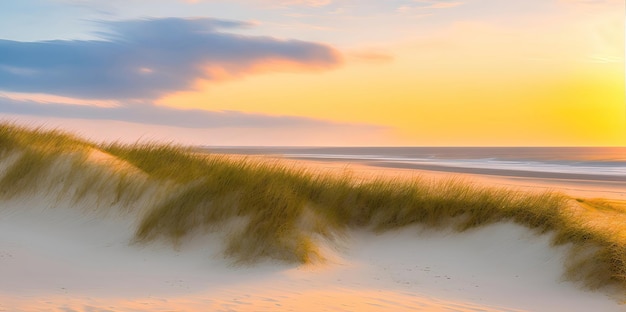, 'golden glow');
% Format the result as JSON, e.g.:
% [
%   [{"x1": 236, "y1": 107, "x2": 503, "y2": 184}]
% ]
[{"x1": 157, "y1": 4, "x2": 625, "y2": 146}]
